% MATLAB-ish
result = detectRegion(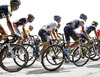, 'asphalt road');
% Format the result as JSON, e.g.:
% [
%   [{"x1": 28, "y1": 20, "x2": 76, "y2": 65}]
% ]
[{"x1": 0, "y1": 59, "x2": 100, "y2": 77}]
